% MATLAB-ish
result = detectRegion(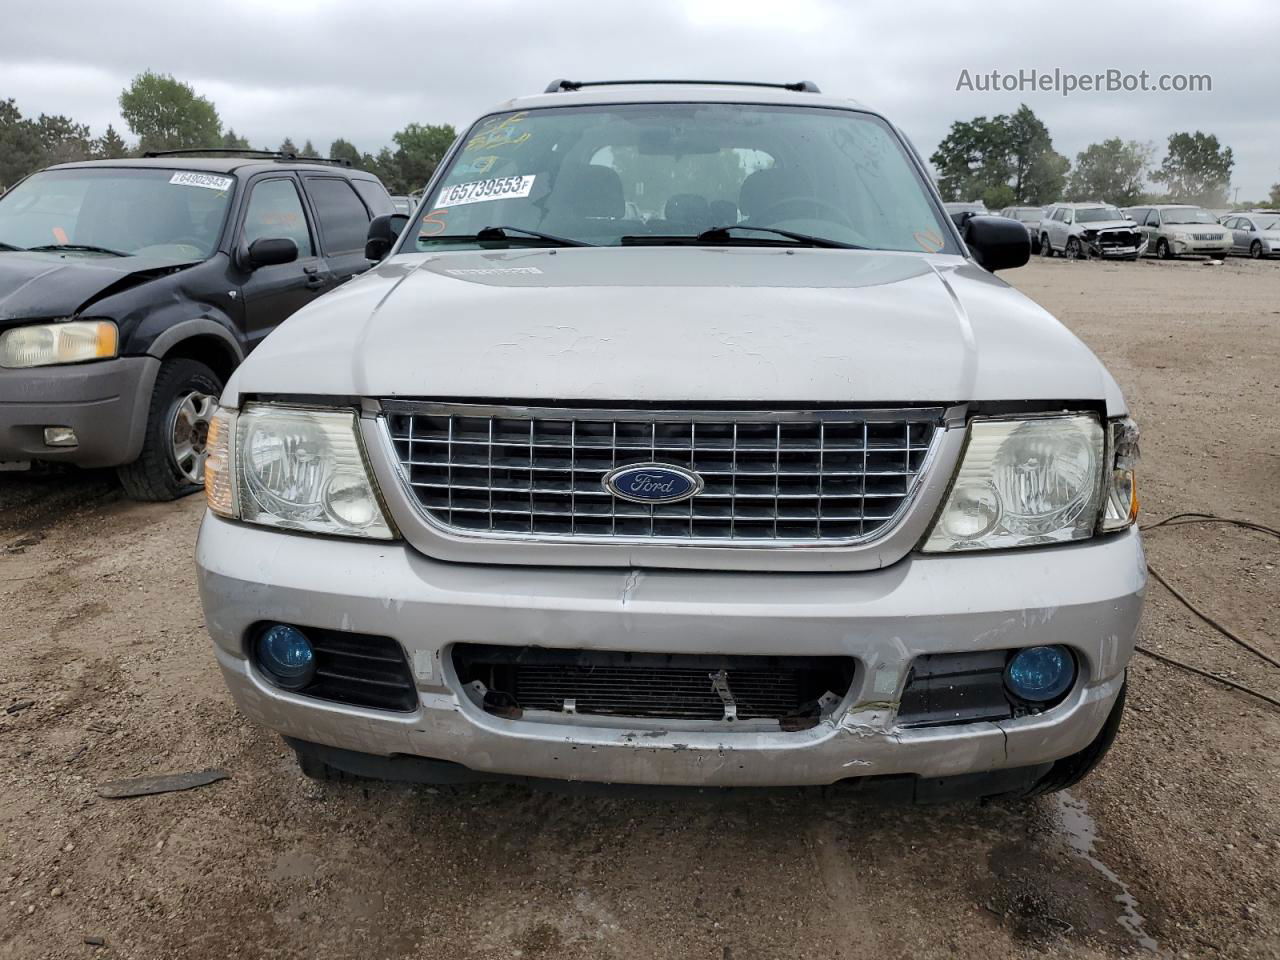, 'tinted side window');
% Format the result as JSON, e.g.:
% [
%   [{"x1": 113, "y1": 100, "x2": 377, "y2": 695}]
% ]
[
  {"x1": 352, "y1": 179, "x2": 396, "y2": 218},
  {"x1": 304, "y1": 177, "x2": 372, "y2": 254},
  {"x1": 1146, "y1": 211, "x2": 1161, "y2": 226},
  {"x1": 243, "y1": 178, "x2": 313, "y2": 257}
]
